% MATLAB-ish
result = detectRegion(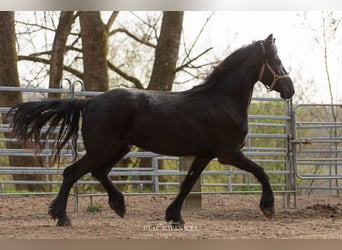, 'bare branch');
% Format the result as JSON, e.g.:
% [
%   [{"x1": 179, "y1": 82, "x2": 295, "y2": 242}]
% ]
[
  {"x1": 185, "y1": 61, "x2": 219, "y2": 70},
  {"x1": 18, "y1": 55, "x2": 83, "y2": 79},
  {"x1": 106, "y1": 11, "x2": 119, "y2": 30},
  {"x1": 66, "y1": 46, "x2": 82, "y2": 53},
  {"x1": 176, "y1": 47, "x2": 213, "y2": 72},
  {"x1": 107, "y1": 61, "x2": 145, "y2": 89},
  {"x1": 26, "y1": 44, "x2": 82, "y2": 57},
  {"x1": 181, "y1": 12, "x2": 215, "y2": 66},
  {"x1": 110, "y1": 28, "x2": 156, "y2": 48},
  {"x1": 73, "y1": 11, "x2": 82, "y2": 21},
  {"x1": 29, "y1": 51, "x2": 52, "y2": 57},
  {"x1": 129, "y1": 11, "x2": 162, "y2": 43},
  {"x1": 15, "y1": 20, "x2": 57, "y2": 33}
]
